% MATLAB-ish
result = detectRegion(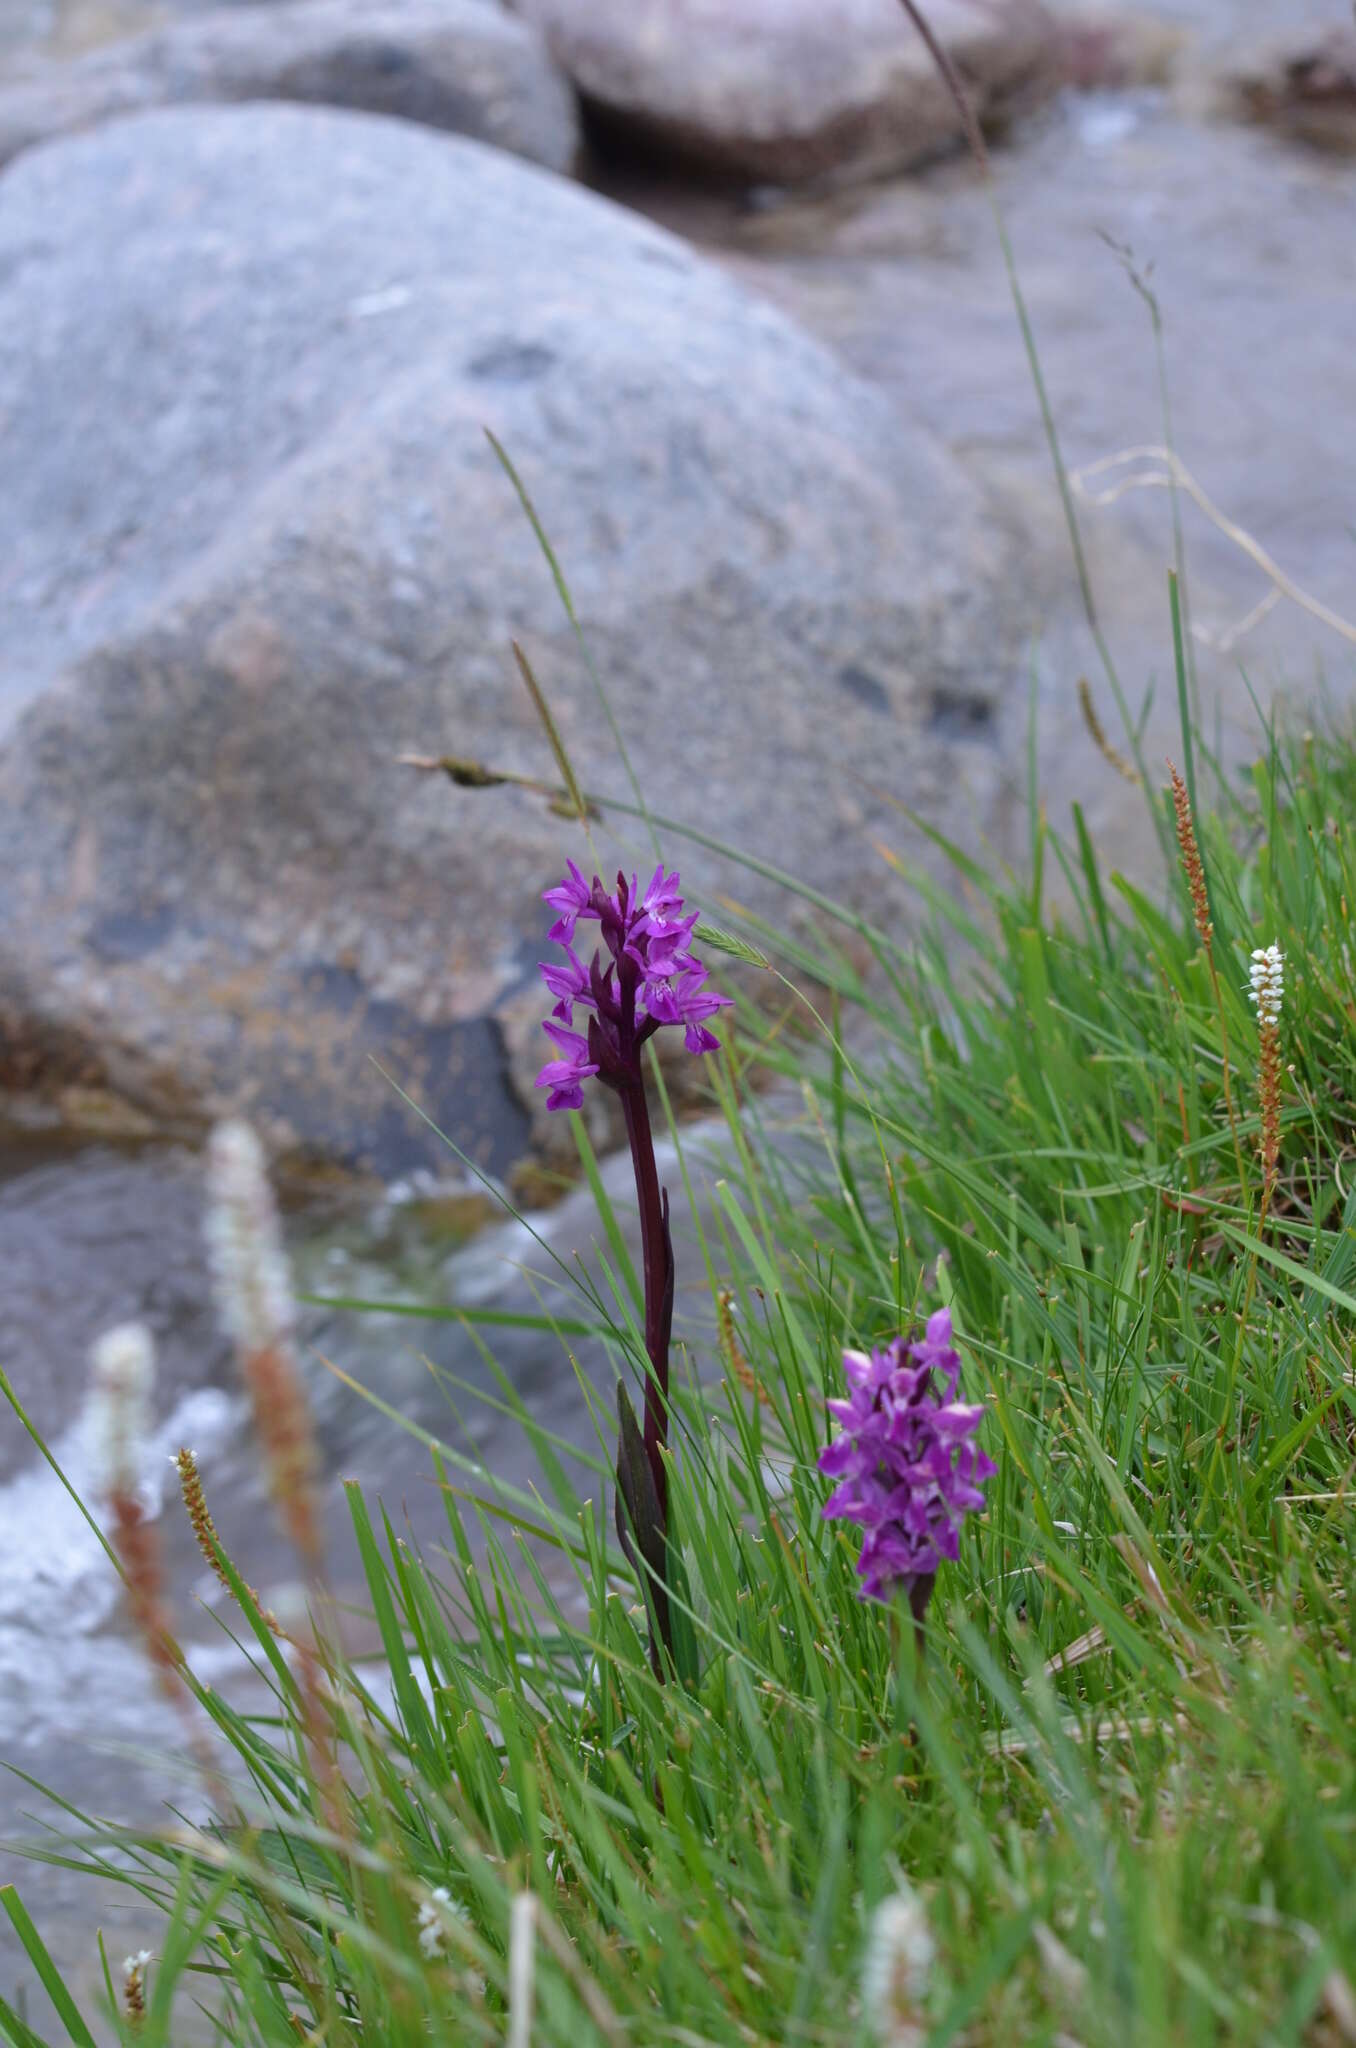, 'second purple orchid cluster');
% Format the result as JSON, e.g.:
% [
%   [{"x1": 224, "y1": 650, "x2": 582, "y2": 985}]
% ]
[{"x1": 820, "y1": 1307, "x2": 994, "y2": 1609}]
